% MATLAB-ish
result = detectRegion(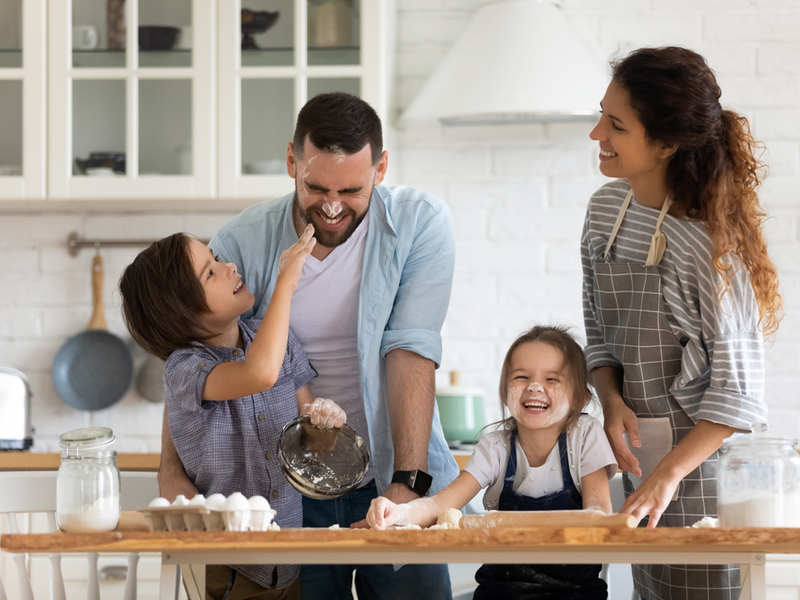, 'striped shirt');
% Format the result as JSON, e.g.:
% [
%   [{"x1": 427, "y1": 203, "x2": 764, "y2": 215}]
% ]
[
  {"x1": 165, "y1": 320, "x2": 316, "y2": 589},
  {"x1": 581, "y1": 179, "x2": 766, "y2": 431}
]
